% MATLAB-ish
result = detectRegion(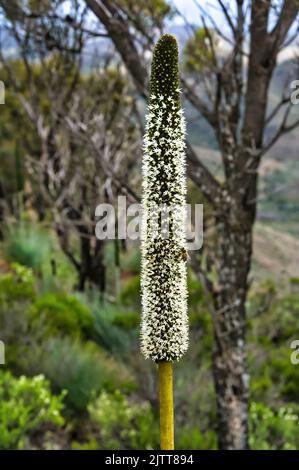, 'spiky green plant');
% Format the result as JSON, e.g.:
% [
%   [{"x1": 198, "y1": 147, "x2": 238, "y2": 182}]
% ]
[{"x1": 140, "y1": 34, "x2": 188, "y2": 449}]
